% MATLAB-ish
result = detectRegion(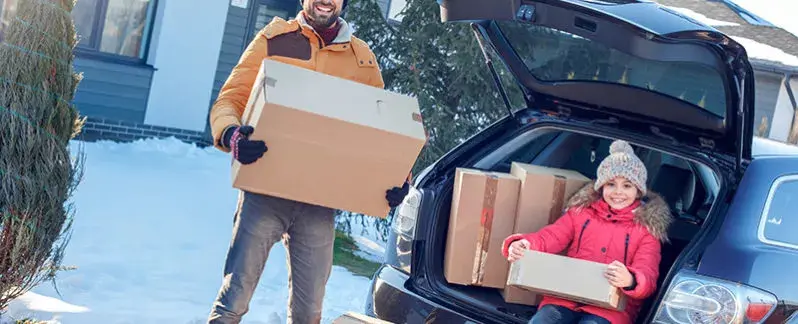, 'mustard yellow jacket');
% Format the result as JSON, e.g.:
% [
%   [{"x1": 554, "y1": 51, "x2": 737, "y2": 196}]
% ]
[{"x1": 209, "y1": 13, "x2": 385, "y2": 151}]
